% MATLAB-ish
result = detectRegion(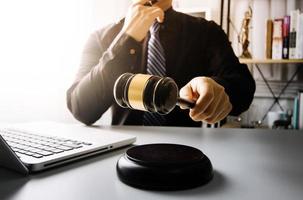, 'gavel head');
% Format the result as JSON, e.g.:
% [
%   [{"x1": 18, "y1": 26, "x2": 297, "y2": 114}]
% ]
[{"x1": 113, "y1": 73, "x2": 178, "y2": 114}]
